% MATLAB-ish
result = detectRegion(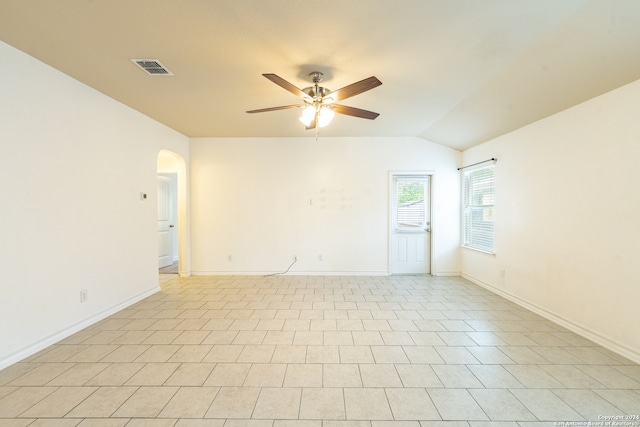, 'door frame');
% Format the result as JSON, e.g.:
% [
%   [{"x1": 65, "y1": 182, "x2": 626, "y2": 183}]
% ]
[{"x1": 388, "y1": 171, "x2": 436, "y2": 275}]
